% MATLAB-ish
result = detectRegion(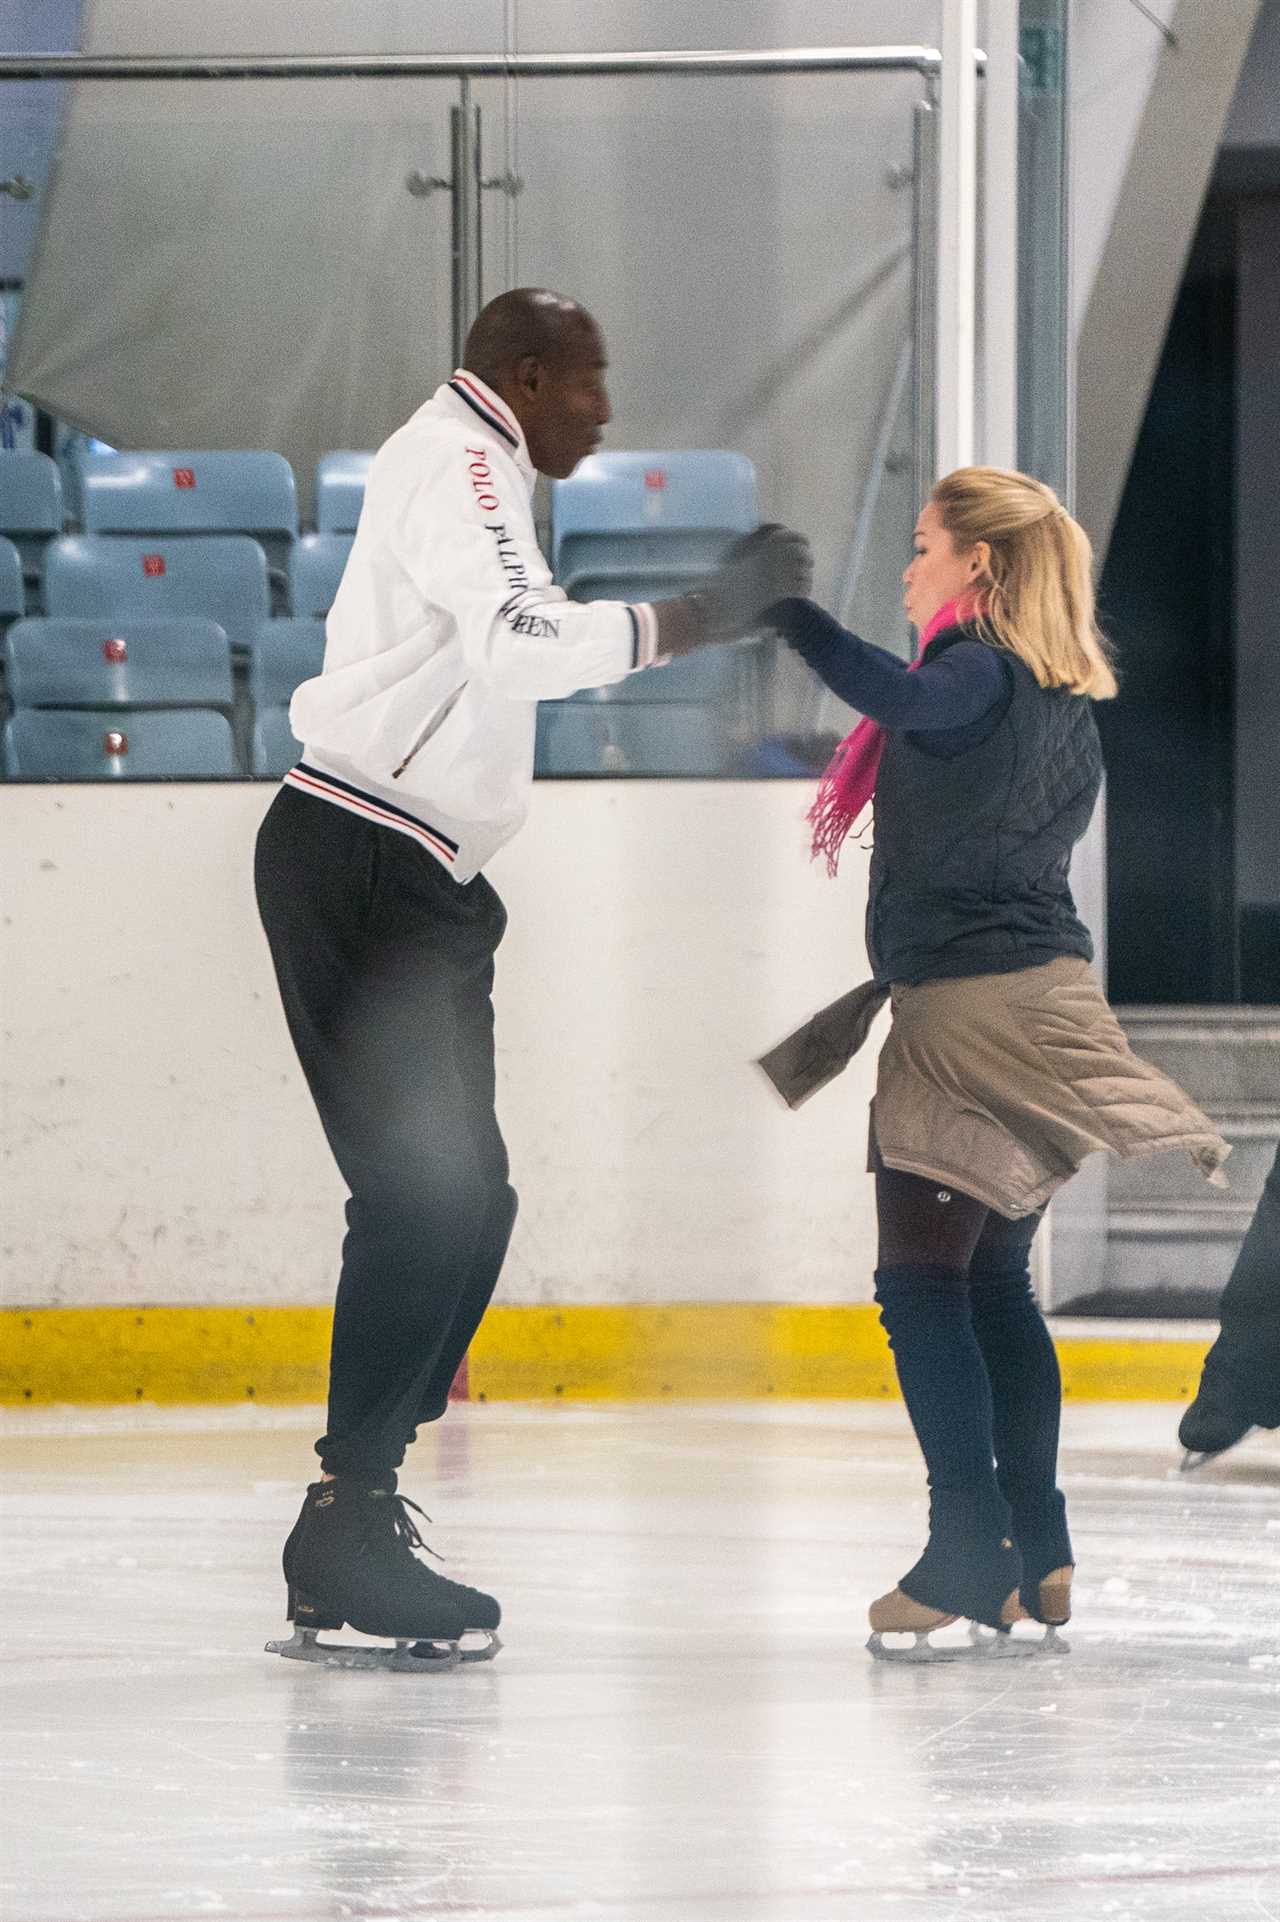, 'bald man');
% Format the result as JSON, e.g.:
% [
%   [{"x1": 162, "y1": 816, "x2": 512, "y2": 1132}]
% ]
[{"x1": 255, "y1": 288, "x2": 810, "y2": 1668}]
